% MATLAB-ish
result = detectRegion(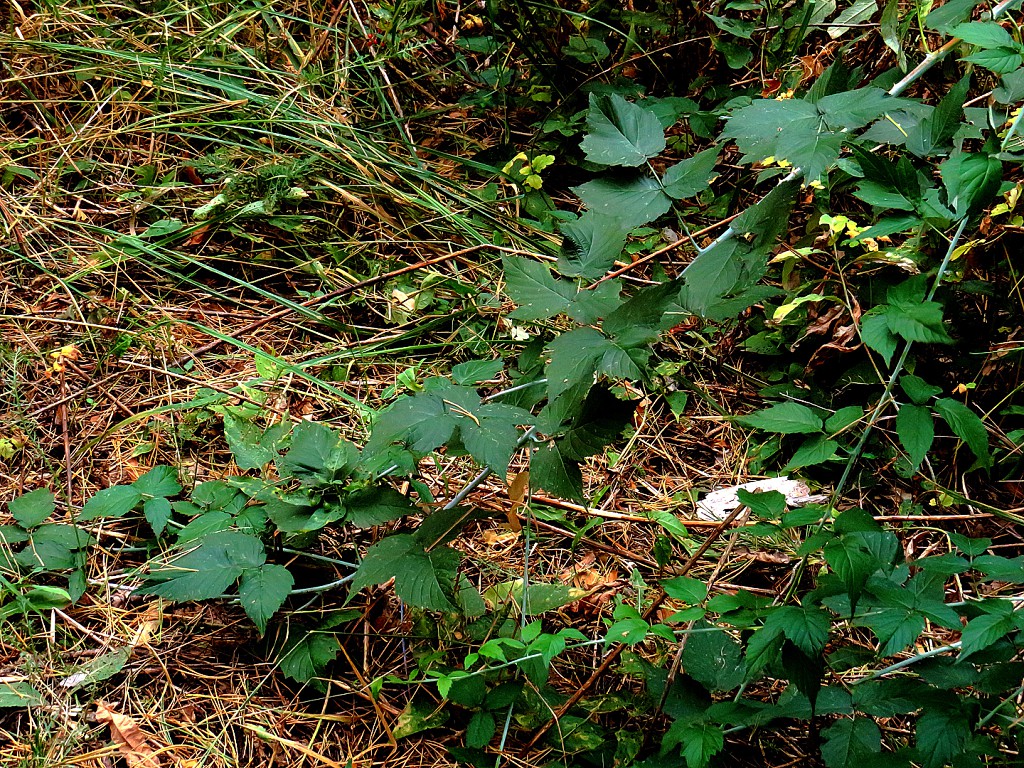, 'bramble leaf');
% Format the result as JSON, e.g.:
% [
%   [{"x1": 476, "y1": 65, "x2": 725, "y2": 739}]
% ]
[
  {"x1": 662, "y1": 147, "x2": 719, "y2": 199},
  {"x1": 934, "y1": 398, "x2": 991, "y2": 469},
  {"x1": 351, "y1": 534, "x2": 459, "y2": 612},
  {"x1": 557, "y1": 212, "x2": 630, "y2": 280},
  {"x1": 142, "y1": 531, "x2": 266, "y2": 601},
  {"x1": 9, "y1": 489, "x2": 55, "y2": 529},
  {"x1": 897, "y1": 404, "x2": 934, "y2": 470},
  {"x1": 736, "y1": 402, "x2": 823, "y2": 434},
  {"x1": 78, "y1": 485, "x2": 142, "y2": 522},
  {"x1": 573, "y1": 174, "x2": 672, "y2": 229},
  {"x1": 502, "y1": 256, "x2": 577, "y2": 321},
  {"x1": 579, "y1": 93, "x2": 666, "y2": 167},
  {"x1": 821, "y1": 718, "x2": 882, "y2": 768},
  {"x1": 238, "y1": 563, "x2": 293, "y2": 634}
]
